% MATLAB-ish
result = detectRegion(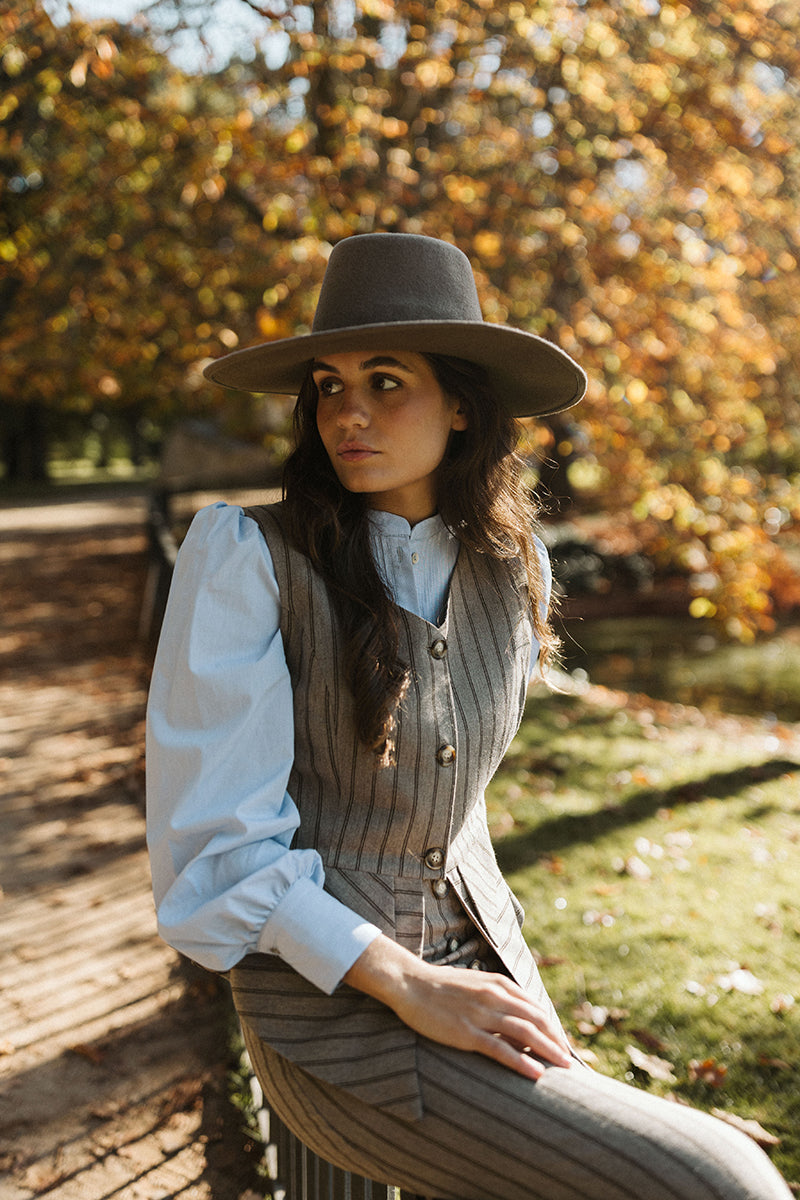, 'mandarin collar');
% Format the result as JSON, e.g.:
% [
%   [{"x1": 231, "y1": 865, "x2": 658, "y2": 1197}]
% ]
[{"x1": 367, "y1": 510, "x2": 454, "y2": 543}]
